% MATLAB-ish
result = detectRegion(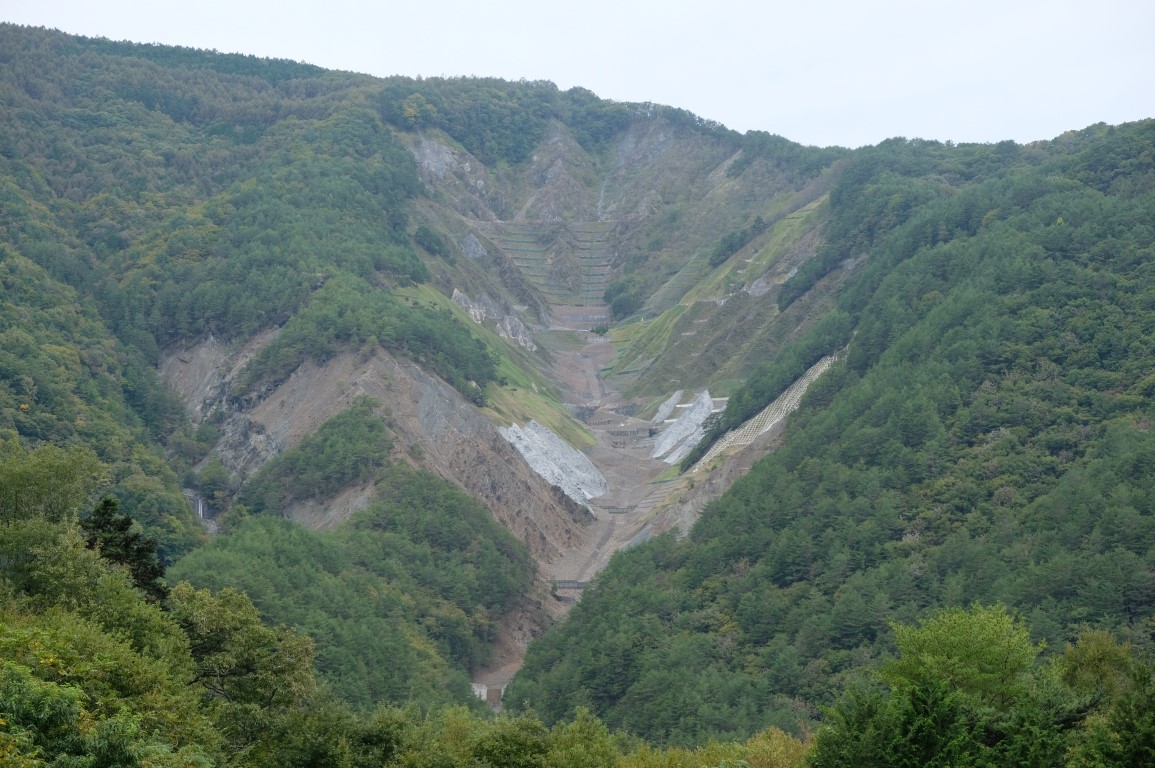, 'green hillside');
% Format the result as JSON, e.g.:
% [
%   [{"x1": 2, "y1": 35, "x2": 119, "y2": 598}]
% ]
[
  {"x1": 0, "y1": 23, "x2": 793, "y2": 725},
  {"x1": 3, "y1": 21, "x2": 1155, "y2": 767},
  {"x1": 0, "y1": 23, "x2": 556, "y2": 720},
  {"x1": 507, "y1": 123, "x2": 1155, "y2": 744}
]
